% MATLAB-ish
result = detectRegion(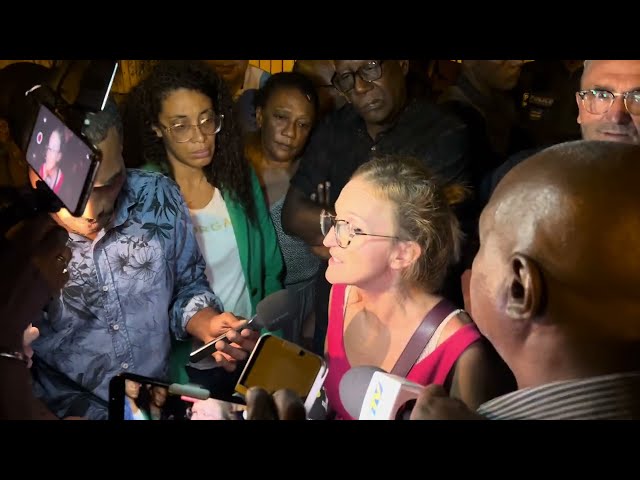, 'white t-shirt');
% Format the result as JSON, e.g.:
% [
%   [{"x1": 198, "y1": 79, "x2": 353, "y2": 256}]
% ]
[{"x1": 189, "y1": 188, "x2": 252, "y2": 369}]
